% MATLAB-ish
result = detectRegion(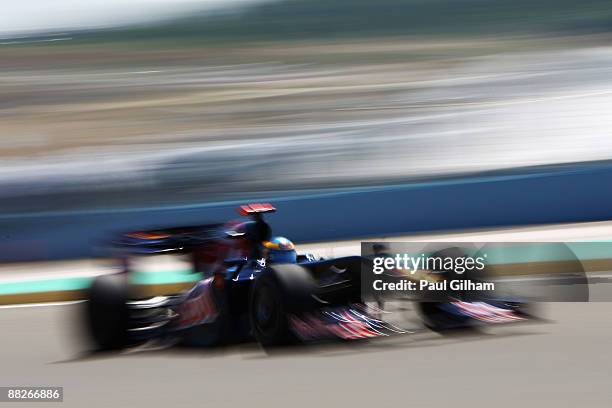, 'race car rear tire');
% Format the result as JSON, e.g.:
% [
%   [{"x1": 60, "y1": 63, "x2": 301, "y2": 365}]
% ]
[
  {"x1": 86, "y1": 274, "x2": 129, "y2": 350},
  {"x1": 249, "y1": 264, "x2": 317, "y2": 348}
]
